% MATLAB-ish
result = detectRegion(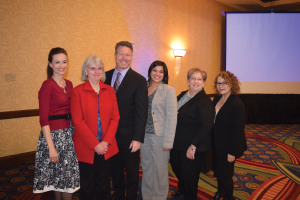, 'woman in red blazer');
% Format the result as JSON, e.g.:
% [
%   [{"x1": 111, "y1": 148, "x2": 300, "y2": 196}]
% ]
[{"x1": 70, "y1": 55, "x2": 120, "y2": 200}]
